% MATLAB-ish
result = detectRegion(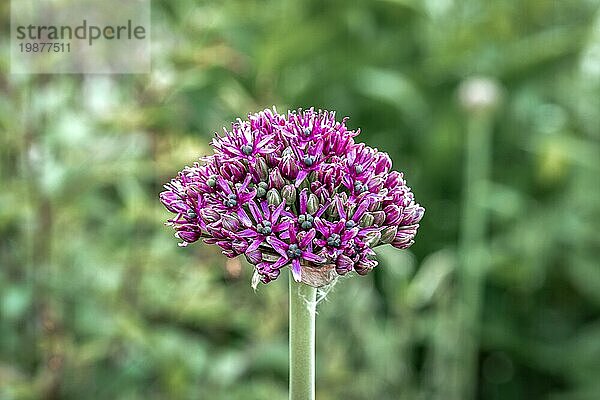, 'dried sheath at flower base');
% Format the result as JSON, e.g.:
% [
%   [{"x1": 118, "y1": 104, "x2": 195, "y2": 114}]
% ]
[{"x1": 160, "y1": 107, "x2": 424, "y2": 287}]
